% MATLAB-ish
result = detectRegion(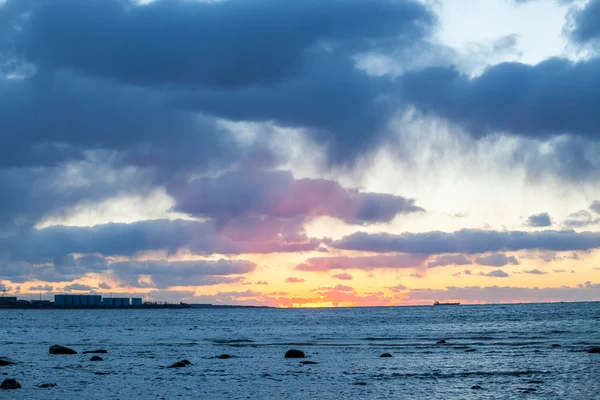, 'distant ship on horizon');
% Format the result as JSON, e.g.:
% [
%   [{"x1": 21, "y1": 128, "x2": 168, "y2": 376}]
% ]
[{"x1": 433, "y1": 301, "x2": 460, "y2": 306}]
